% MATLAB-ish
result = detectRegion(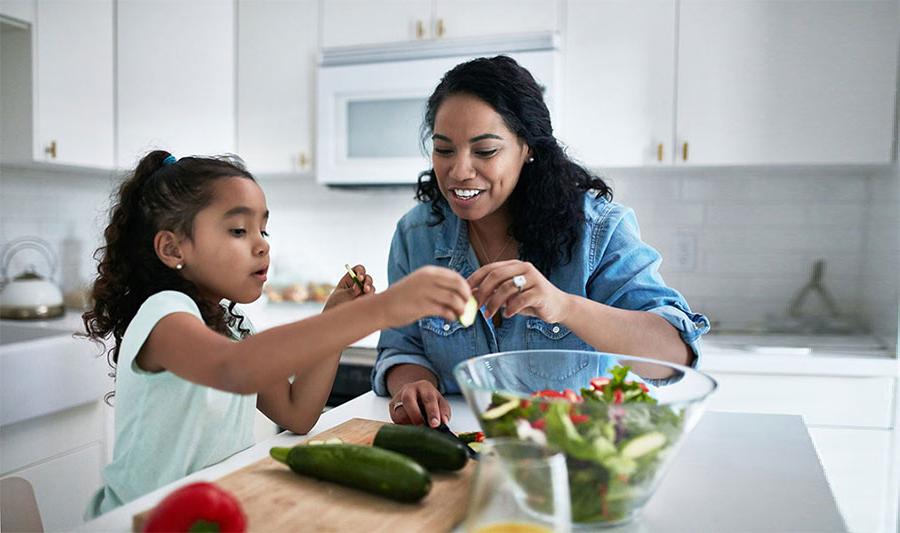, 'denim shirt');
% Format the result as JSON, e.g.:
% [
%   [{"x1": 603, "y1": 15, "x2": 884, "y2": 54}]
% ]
[{"x1": 372, "y1": 194, "x2": 710, "y2": 395}]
